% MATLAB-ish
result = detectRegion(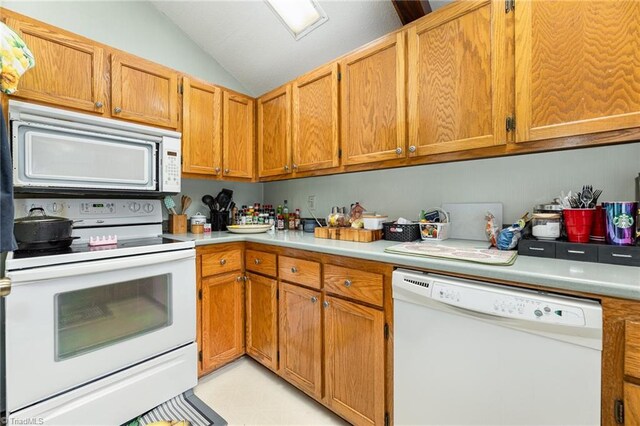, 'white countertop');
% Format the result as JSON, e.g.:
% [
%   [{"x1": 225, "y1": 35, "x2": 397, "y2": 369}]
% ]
[{"x1": 165, "y1": 231, "x2": 640, "y2": 301}]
